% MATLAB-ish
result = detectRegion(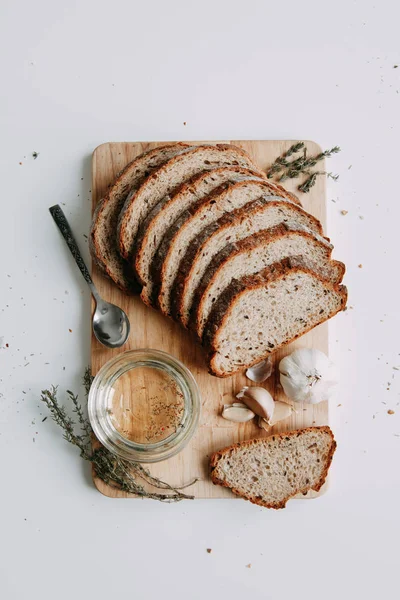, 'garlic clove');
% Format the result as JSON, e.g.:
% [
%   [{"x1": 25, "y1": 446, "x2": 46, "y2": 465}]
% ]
[
  {"x1": 221, "y1": 403, "x2": 255, "y2": 423},
  {"x1": 257, "y1": 401, "x2": 294, "y2": 431},
  {"x1": 257, "y1": 416, "x2": 269, "y2": 431},
  {"x1": 236, "y1": 386, "x2": 275, "y2": 421},
  {"x1": 268, "y1": 401, "x2": 294, "y2": 425},
  {"x1": 246, "y1": 357, "x2": 273, "y2": 383}
]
